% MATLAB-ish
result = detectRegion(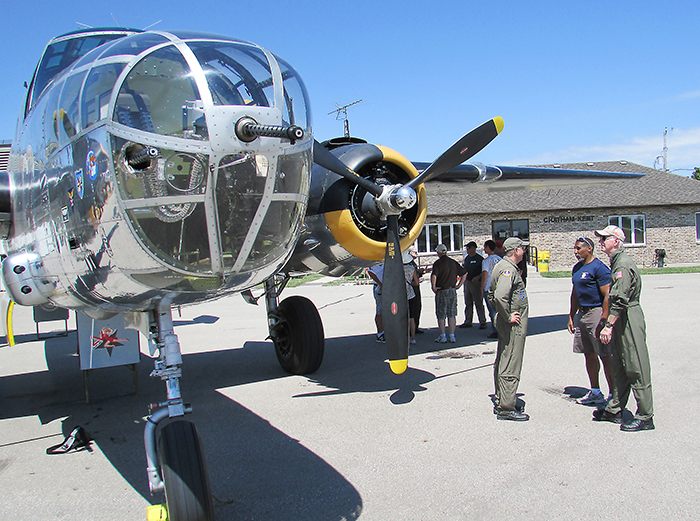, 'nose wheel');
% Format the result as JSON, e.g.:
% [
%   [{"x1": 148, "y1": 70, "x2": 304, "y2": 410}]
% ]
[{"x1": 158, "y1": 420, "x2": 214, "y2": 521}]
